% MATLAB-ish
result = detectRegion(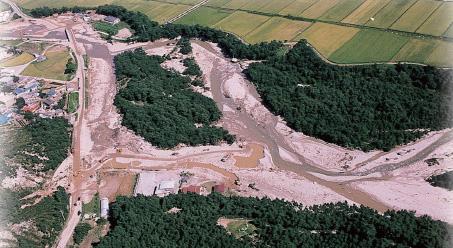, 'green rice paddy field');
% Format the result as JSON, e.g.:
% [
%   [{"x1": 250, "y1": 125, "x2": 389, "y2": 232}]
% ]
[{"x1": 14, "y1": 0, "x2": 453, "y2": 67}]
